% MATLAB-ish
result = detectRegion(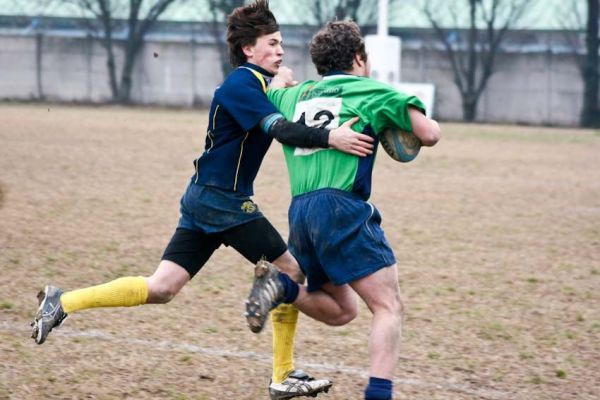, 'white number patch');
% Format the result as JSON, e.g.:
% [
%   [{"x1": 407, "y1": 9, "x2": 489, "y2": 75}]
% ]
[{"x1": 292, "y1": 97, "x2": 342, "y2": 156}]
